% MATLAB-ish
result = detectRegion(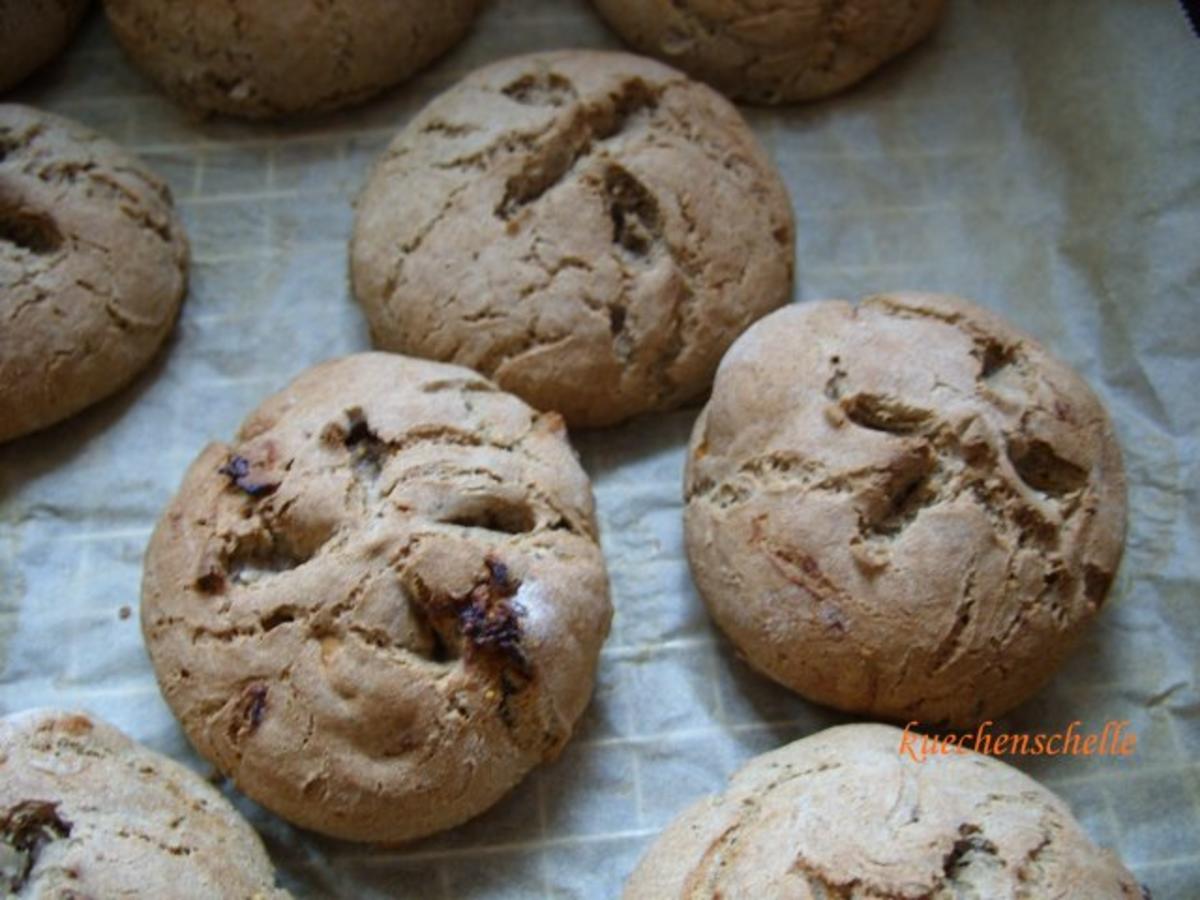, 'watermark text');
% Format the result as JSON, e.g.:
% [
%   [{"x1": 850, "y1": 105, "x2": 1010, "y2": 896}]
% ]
[{"x1": 899, "y1": 720, "x2": 1137, "y2": 763}]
